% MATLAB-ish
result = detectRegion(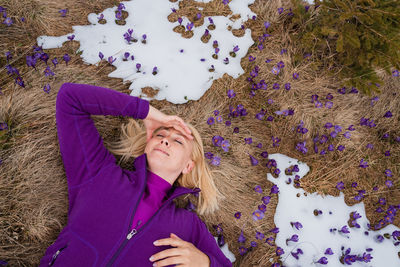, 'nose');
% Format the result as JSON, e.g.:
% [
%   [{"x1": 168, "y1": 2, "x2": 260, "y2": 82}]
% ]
[{"x1": 161, "y1": 138, "x2": 169, "y2": 146}]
